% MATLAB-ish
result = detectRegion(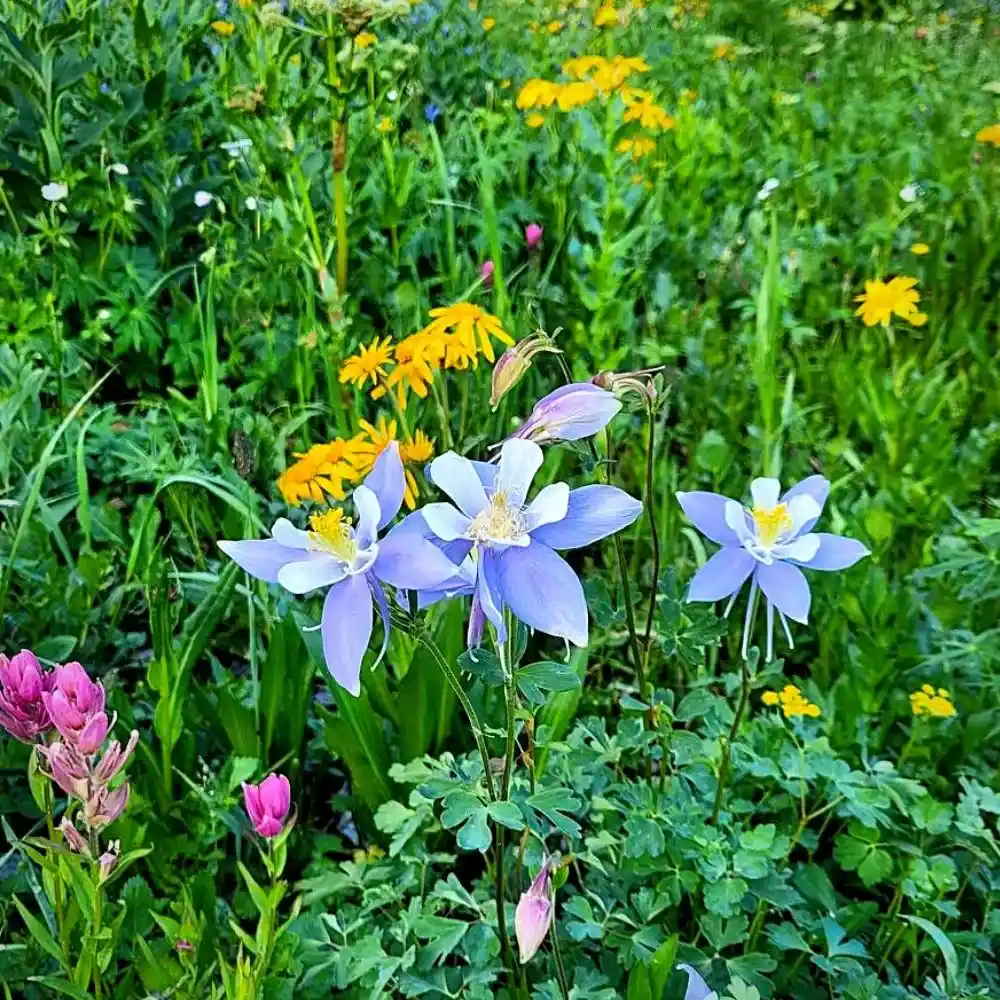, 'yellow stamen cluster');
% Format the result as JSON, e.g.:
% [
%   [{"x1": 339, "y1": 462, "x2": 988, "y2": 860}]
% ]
[
  {"x1": 854, "y1": 277, "x2": 927, "y2": 328},
  {"x1": 910, "y1": 685, "x2": 956, "y2": 718},
  {"x1": 307, "y1": 509, "x2": 356, "y2": 560},
  {"x1": 468, "y1": 491, "x2": 523, "y2": 543},
  {"x1": 762, "y1": 685, "x2": 821, "y2": 718},
  {"x1": 752, "y1": 502, "x2": 793, "y2": 546}
]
